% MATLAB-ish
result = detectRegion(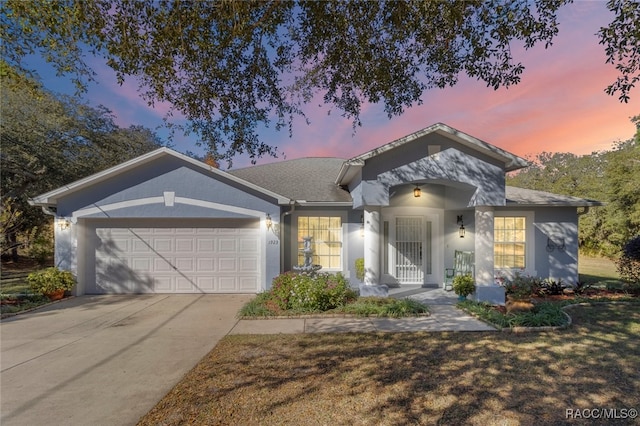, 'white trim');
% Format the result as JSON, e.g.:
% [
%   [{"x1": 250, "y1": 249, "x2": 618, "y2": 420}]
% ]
[
  {"x1": 163, "y1": 191, "x2": 175, "y2": 206},
  {"x1": 493, "y1": 210, "x2": 535, "y2": 276},
  {"x1": 381, "y1": 206, "x2": 444, "y2": 286},
  {"x1": 72, "y1": 196, "x2": 266, "y2": 219}
]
